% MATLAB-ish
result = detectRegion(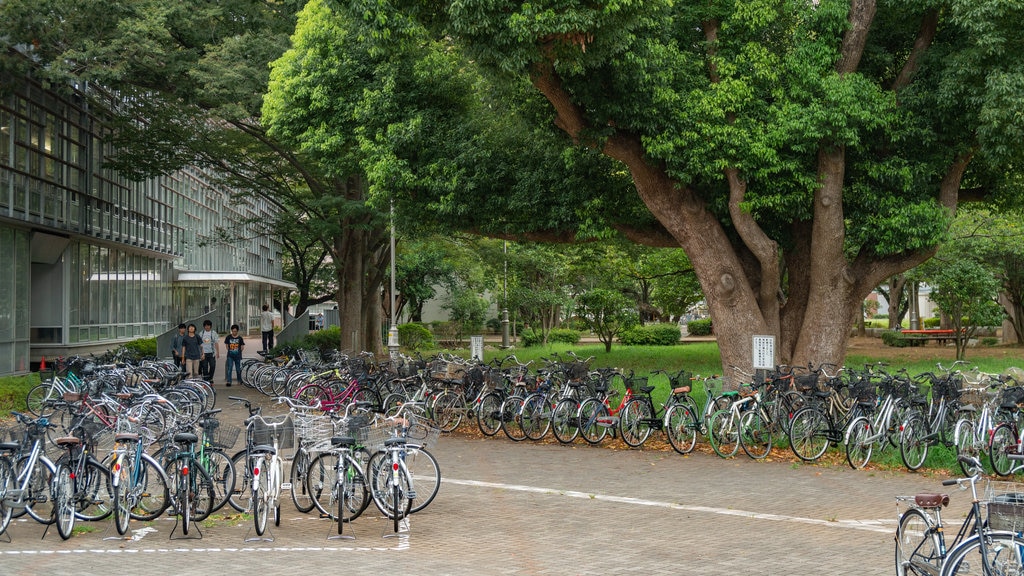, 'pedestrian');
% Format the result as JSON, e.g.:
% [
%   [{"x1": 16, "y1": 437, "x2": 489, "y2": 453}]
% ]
[
  {"x1": 223, "y1": 324, "x2": 245, "y2": 387},
  {"x1": 260, "y1": 304, "x2": 275, "y2": 352},
  {"x1": 170, "y1": 323, "x2": 187, "y2": 373},
  {"x1": 198, "y1": 320, "x2": 220, "y2": 383},
  {"x1": 180, "y1": 323, "x2": 204, "y2": 378}
]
